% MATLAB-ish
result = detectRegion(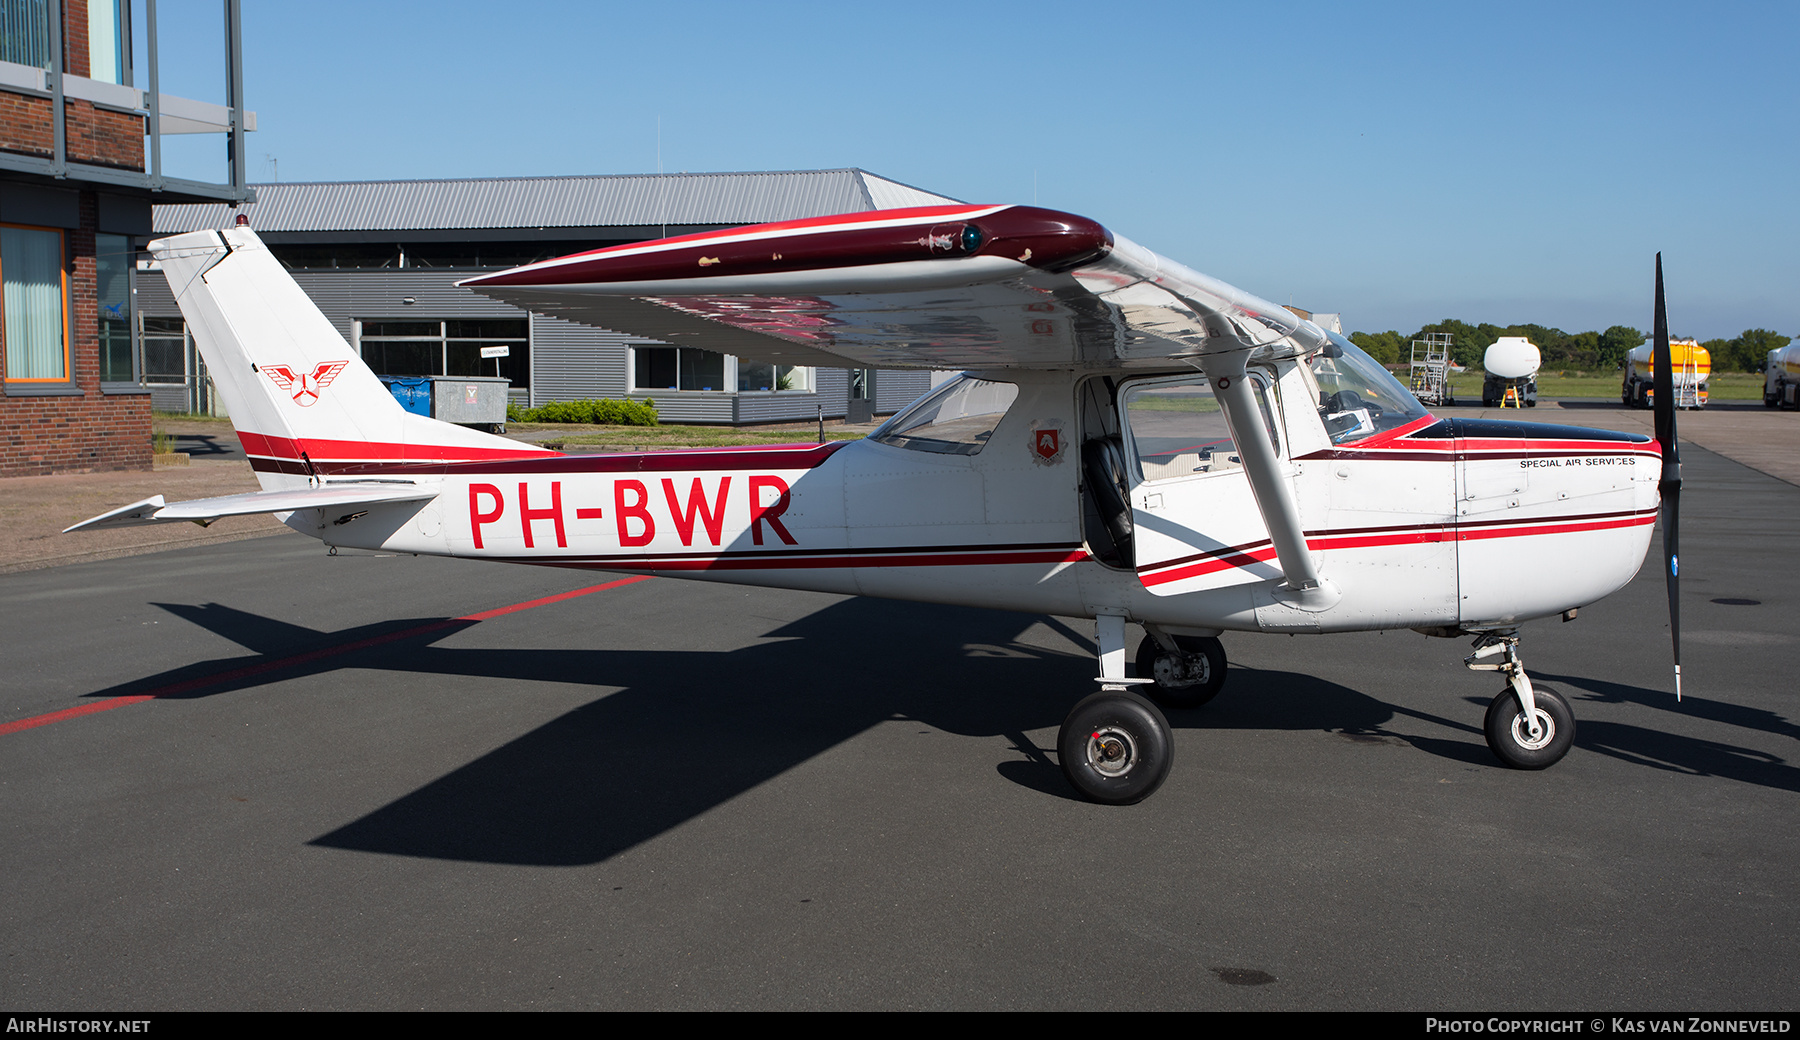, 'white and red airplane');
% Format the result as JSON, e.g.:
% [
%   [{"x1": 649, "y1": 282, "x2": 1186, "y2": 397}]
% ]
[{"x1": 70, "y1": 206, "x2": 1686, "y2": 805}]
